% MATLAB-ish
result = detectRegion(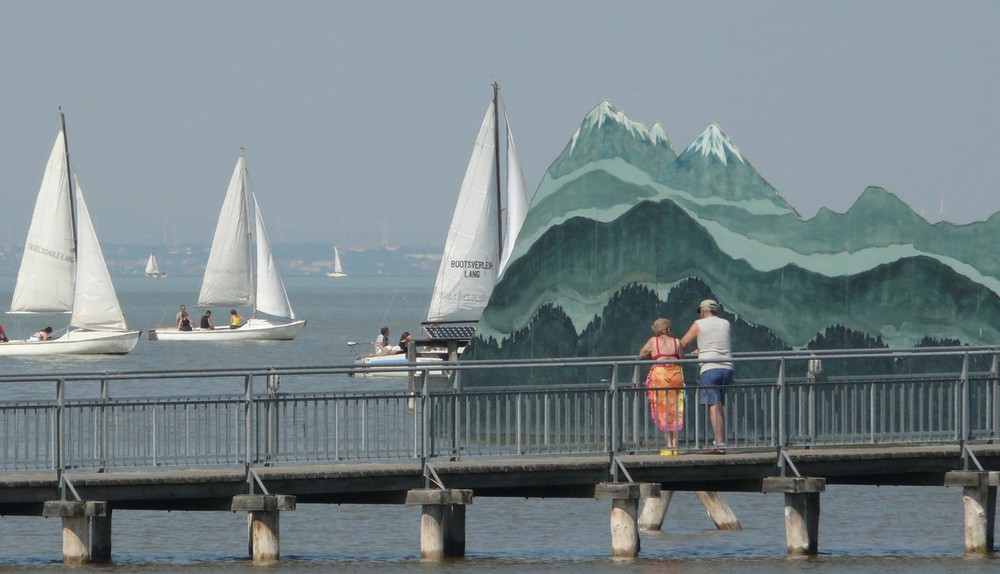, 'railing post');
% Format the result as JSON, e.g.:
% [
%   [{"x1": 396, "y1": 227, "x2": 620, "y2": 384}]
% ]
[
  {"x1": 961, "y1": 352, "x2": 970, "y2": 444},
  {"x1": 244, "y1": 374, "x2": 253, "y2": 480},
  {"x1": 610, "y1": 361, "x2": 619, "y2": 461},
  {"x1": 777, "y1": 359, "x2": 786, "y2": 450},
  {"x1": 55, "y1": 378, "x2": 65, "y2": 499},
  {"x1": 421, "y1": 368, "x2": 431, "y2": 487},
  {"x1": 100, "y1": 378, "x2": 109, "y2": 471},
  {"x1": 266, "y1": 372, "x2": 280, "y2": 466},
  {"x1": 991, "y1": 353, "x2": 999, "y2": 442}
]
